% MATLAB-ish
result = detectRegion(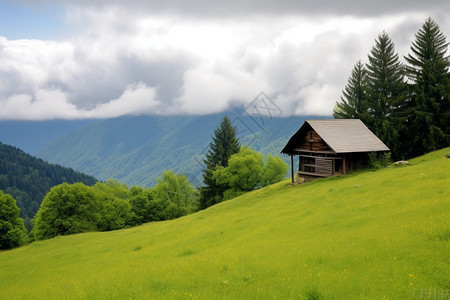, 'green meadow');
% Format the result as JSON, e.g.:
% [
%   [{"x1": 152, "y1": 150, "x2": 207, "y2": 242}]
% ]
[{"x1": 1, "y1": 148, "x2": 449, "y2": 299}]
